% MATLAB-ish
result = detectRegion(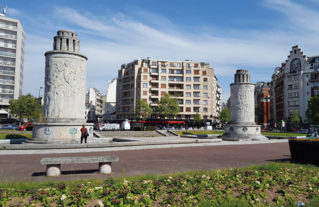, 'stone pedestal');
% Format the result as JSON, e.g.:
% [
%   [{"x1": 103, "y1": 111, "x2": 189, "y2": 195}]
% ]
[{"x1": 222, "y1": 69, "x2": 267, "y2": 141}]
